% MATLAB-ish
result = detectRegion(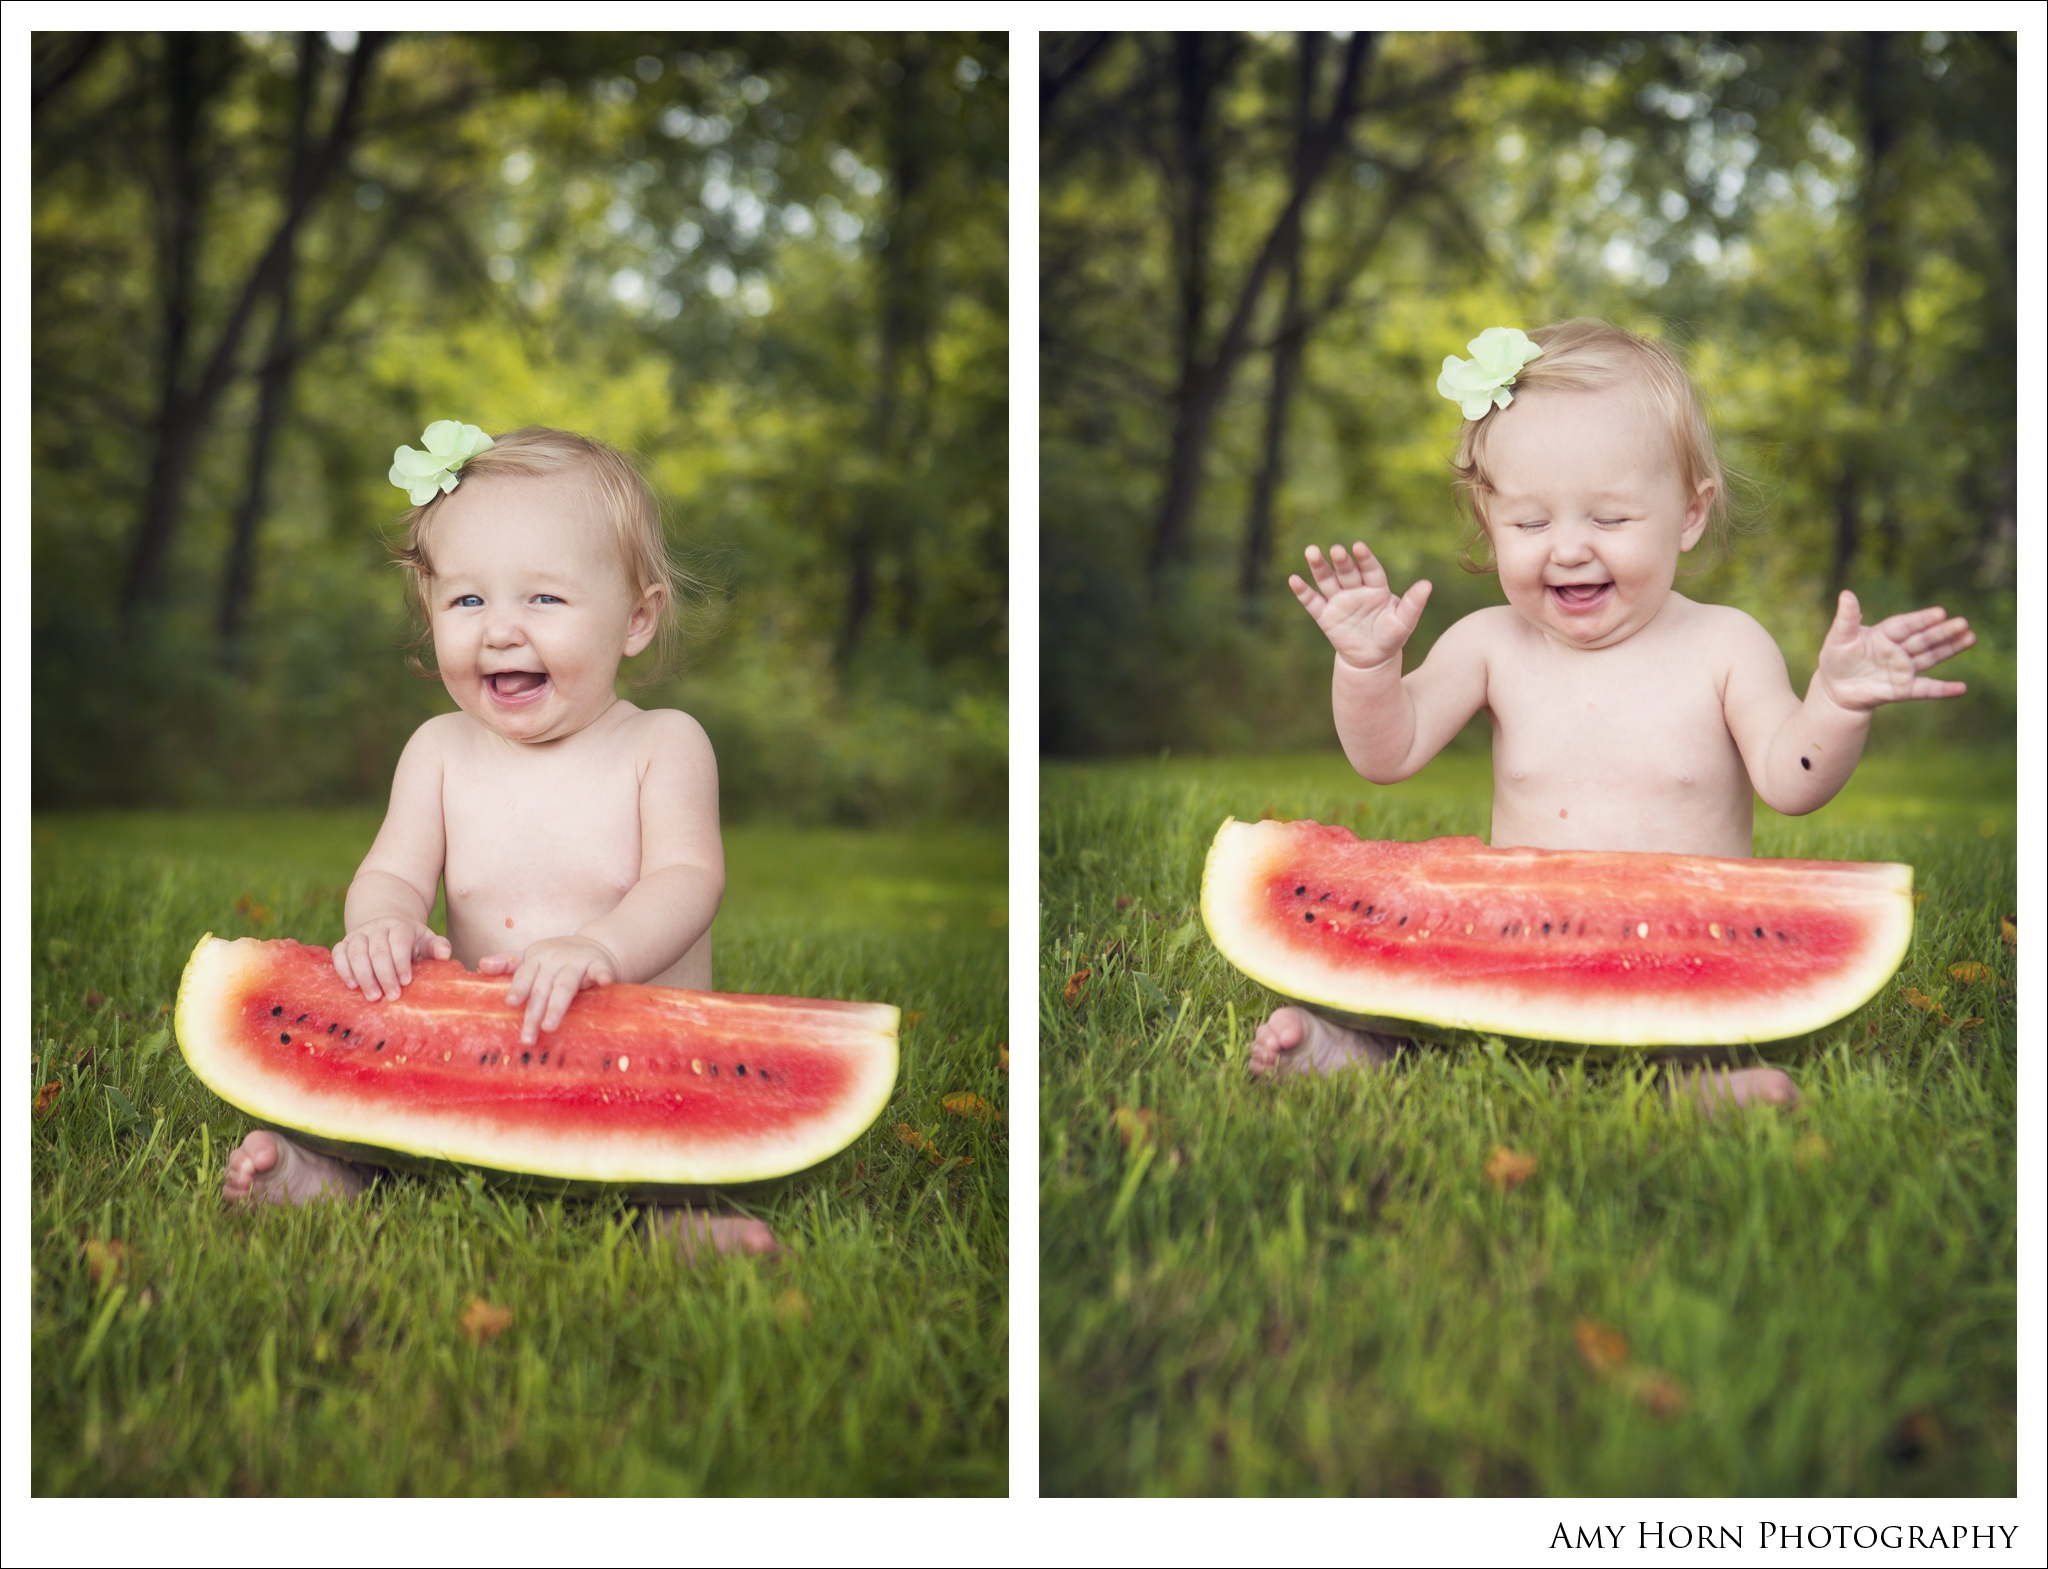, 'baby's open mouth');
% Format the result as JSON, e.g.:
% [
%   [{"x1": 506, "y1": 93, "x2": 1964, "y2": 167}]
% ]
[
  {"x1": 487, "y1": 671, "x2": 549, "y2": 701},
  {"x1": 1549, "y1": 582, "x2": 1613, "y2": 610}
]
